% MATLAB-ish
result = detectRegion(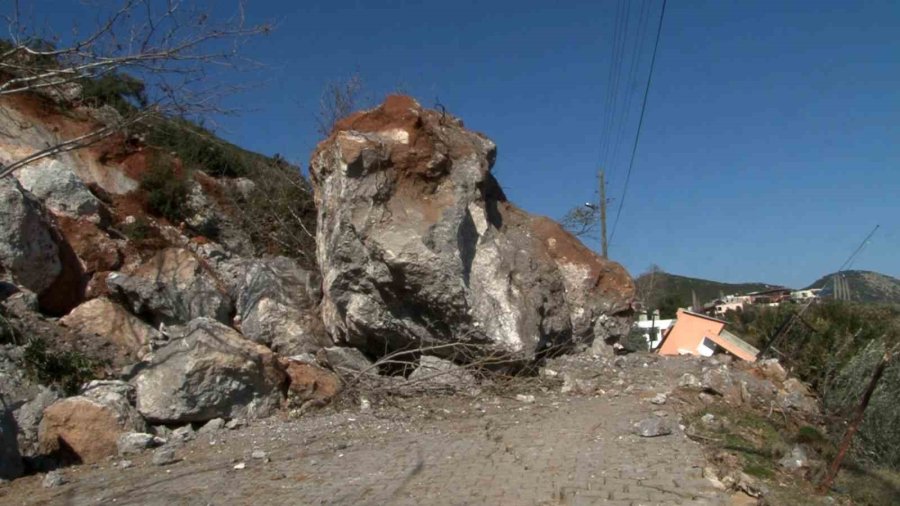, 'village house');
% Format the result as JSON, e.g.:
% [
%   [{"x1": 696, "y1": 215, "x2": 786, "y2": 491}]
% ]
[{"x1": 656, "y1": 309, "x2": 759, "y2": 362}]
